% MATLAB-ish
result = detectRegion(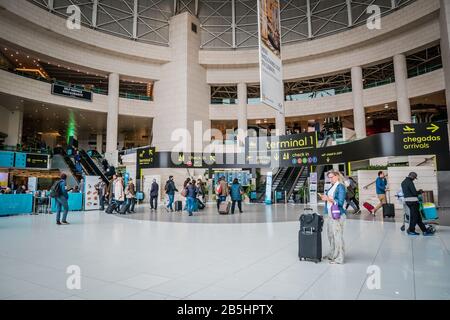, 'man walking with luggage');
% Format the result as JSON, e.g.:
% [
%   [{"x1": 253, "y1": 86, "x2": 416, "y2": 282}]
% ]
[
  {"x1": 401, "y1": 172, "x2": 435, "y2": 236},
  {"x1": 165, "y1": 176, "x2": 178, "y2": 212},
  {"x1": 216, "y1": 176, "x2": 229, "y2": 212},
  {"x1": 373, "y1": 171, "x2": 388, "y2": 216},
  {"x1": 54, "y1": 174, "x2": 70, "y2": 225},
  {"x1": 150, "y1": 179, "x2": 159, "y2": 211}
]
